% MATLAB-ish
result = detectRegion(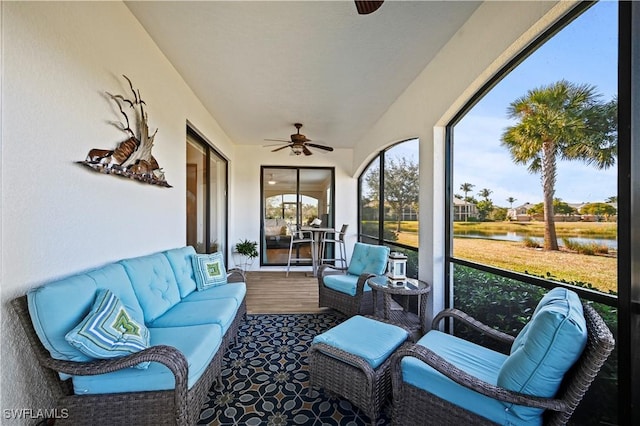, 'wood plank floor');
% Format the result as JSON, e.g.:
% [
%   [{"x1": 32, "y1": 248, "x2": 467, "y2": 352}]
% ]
[{"x1": 244, "y1": 271, "x2": 332, "y2": 314}]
